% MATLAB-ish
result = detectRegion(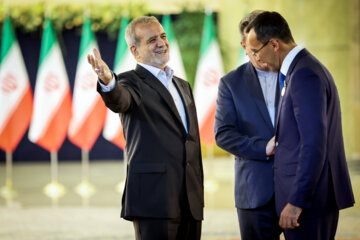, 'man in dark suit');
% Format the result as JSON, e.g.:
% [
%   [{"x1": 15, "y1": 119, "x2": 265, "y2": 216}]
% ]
[
  {"x1": 87, "y1": 16, "x2": 203, "y2": 240},
  {"x1": 246, "y1": 11, "x2": 355, "y2": 239},
  {"x1": 215, "y1": 11, "x2": 282, "y2": 240}
]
